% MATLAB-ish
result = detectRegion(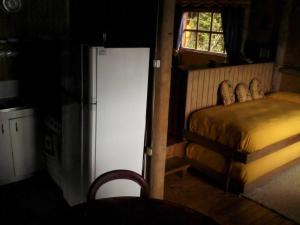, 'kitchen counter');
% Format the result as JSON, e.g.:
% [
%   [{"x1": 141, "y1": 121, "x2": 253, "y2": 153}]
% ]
[{"x1": 0, "y1": 106, "x2": 34, "y2": 120}]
